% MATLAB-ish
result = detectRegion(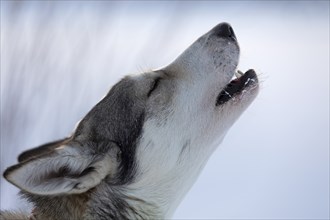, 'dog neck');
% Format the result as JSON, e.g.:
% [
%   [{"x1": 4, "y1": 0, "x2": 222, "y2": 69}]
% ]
[
  {"x1": 22, "y1": 159, "x2": 210, "y2": 220},
  {"x1": 22, "y1": 186, "x2": 162, "y2": 219},
  {"x1": 84, "y1": 184, "x2": 163, "y2": 219},
  {"x1": 21, "y1": 191, "x2": 90, "y2": 220}
]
